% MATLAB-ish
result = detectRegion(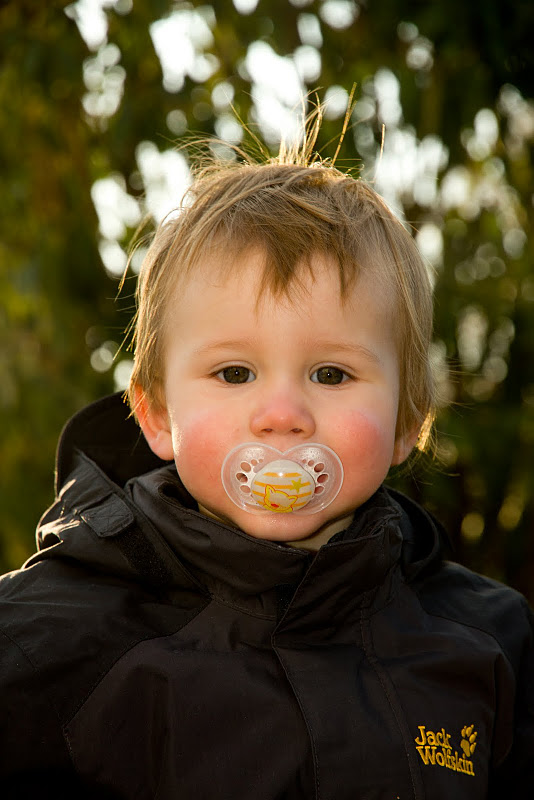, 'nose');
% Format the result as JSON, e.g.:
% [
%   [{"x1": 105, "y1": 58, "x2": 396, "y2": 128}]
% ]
[{"x1": 249, "y1": 385, "x2": 316, "y2": 441}]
